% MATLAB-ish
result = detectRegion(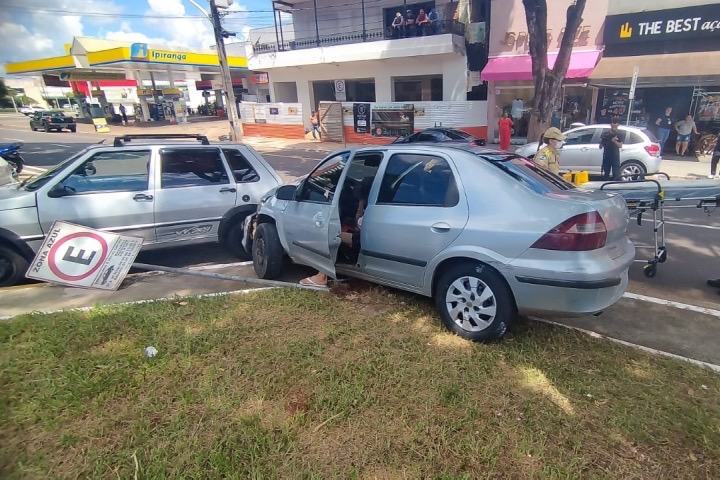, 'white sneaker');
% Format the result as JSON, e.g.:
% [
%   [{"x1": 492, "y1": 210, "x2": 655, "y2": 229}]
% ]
[{"x1": 708, "y1": 175, "x2": 716, "y2": 179}]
